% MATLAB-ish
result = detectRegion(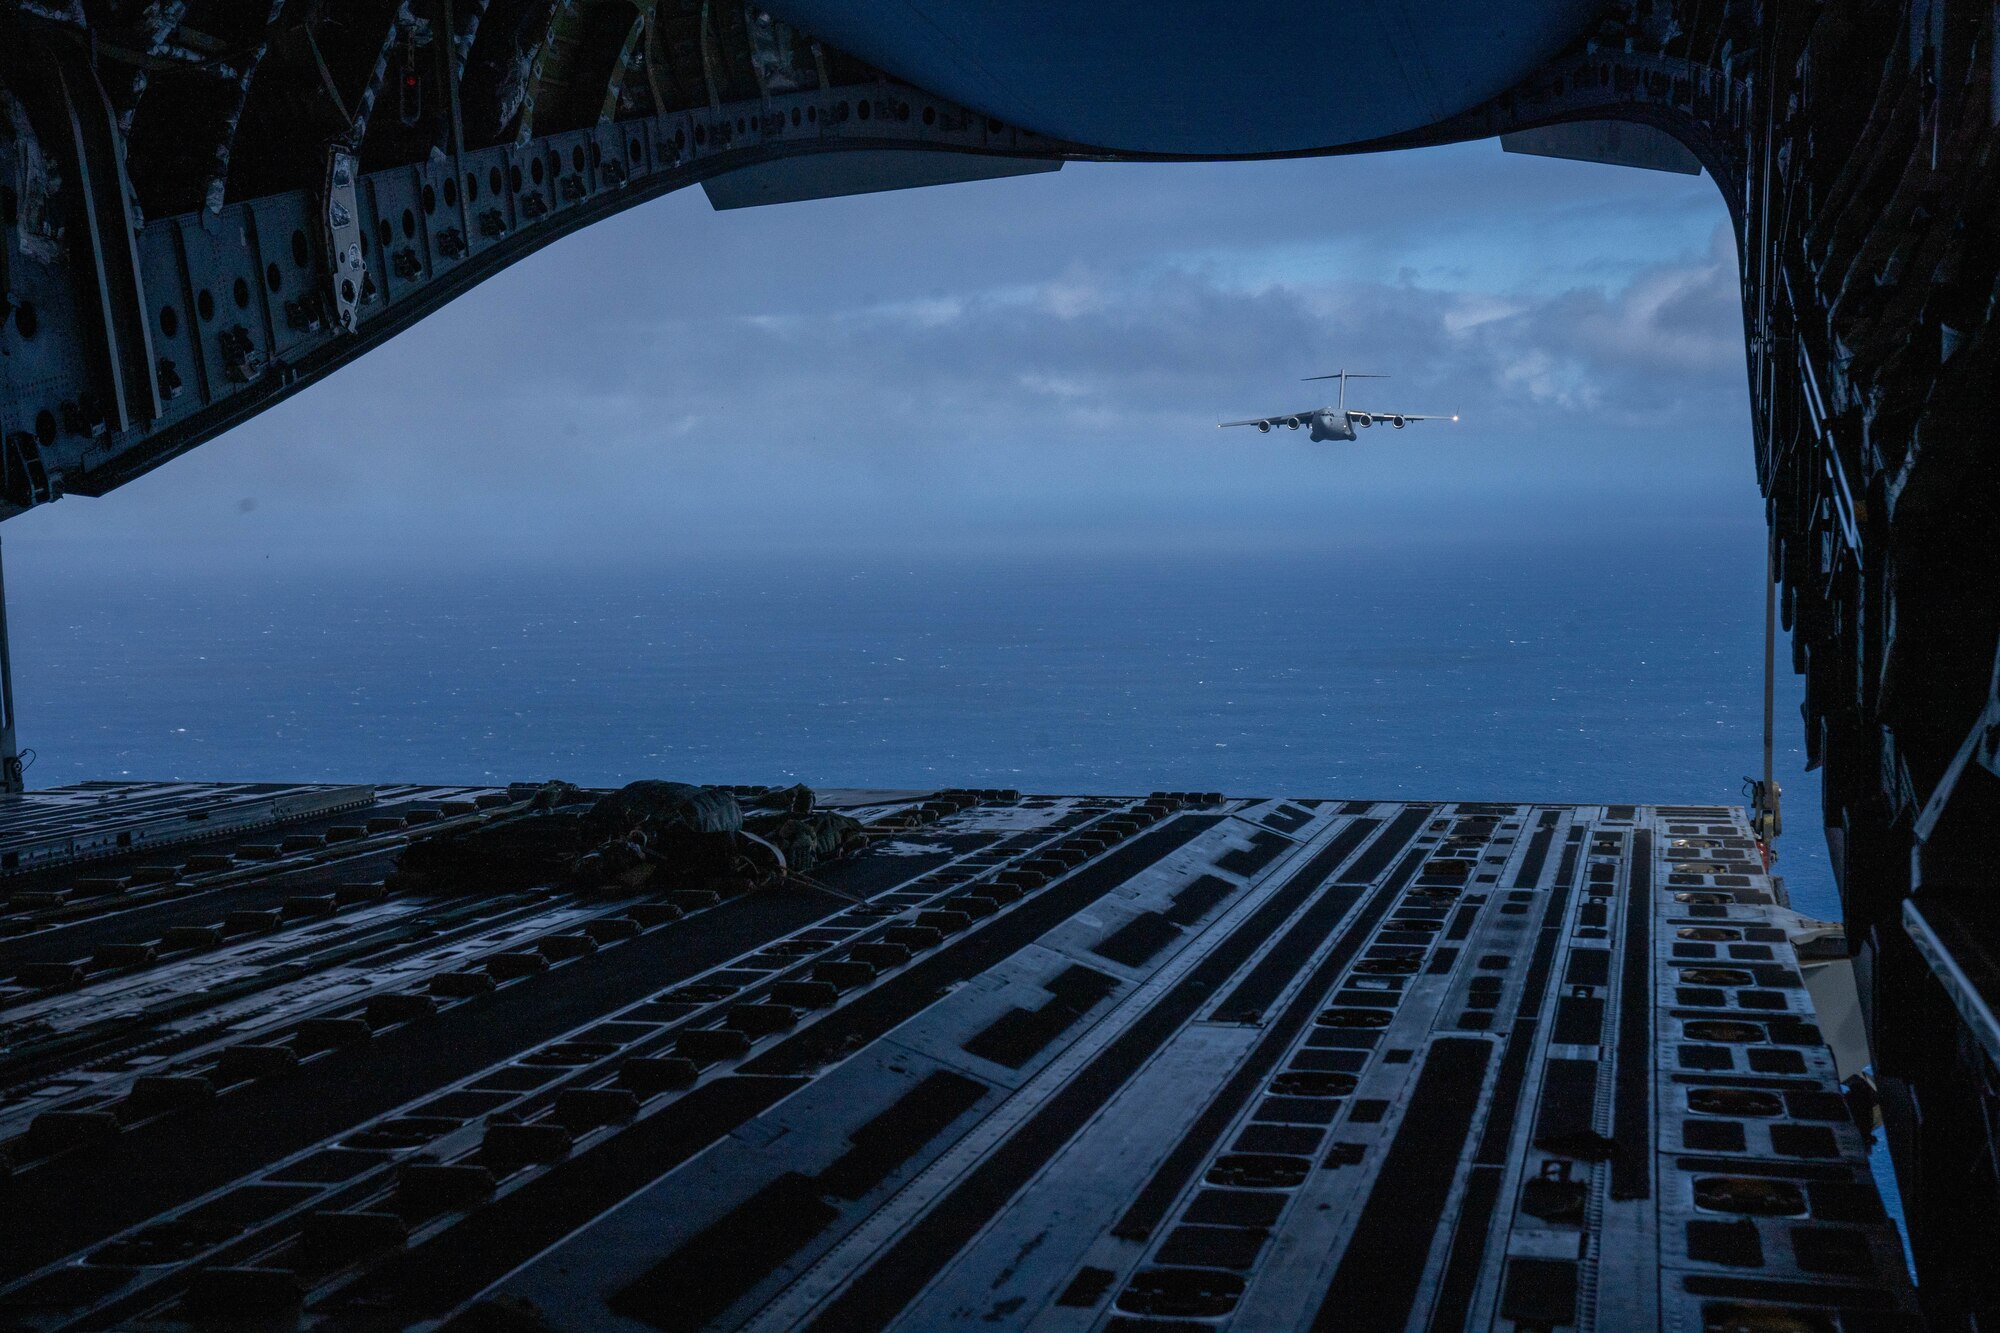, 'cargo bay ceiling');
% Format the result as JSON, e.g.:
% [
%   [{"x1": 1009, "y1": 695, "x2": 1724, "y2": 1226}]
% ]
[
  {"x1": 0, "y1": 0, "x2": 1702, "y2": 513},
  {"x1": 7, "y1": 4, "x2": 2000, "y2": 1326}
]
